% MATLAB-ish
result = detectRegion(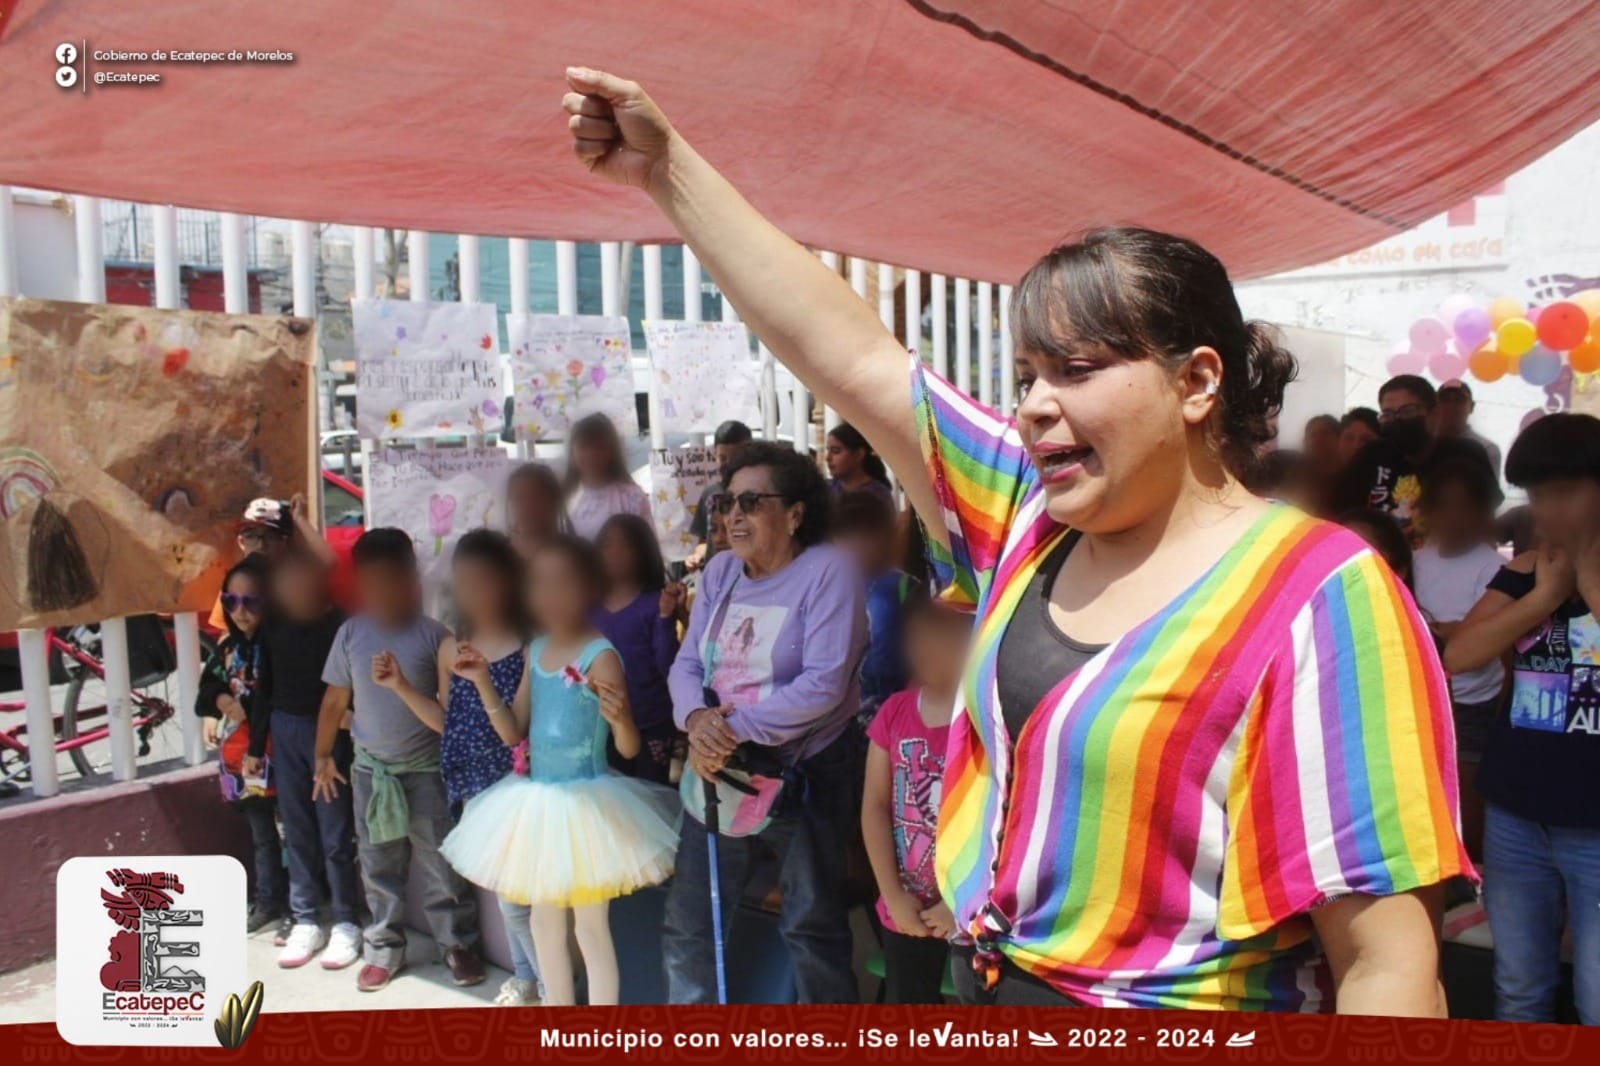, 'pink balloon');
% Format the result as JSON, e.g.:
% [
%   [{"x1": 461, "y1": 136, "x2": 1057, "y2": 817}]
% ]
[
  {"x1": 1387, "y1": 344, "x2": 1427, "y2": 376},
  {"x1": 1408, "y1": 317, "x2": 1449, "y2": 358},
  {"x1": 1438, "y1": 293, "x2": 1477, "y2": 326},
  {"x1": 1452, "y1": 307, "x2": 1492, "y2": 351},
  {"x1": 1429, "y1": 344, "x2": 1468, "y2": 382}
]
